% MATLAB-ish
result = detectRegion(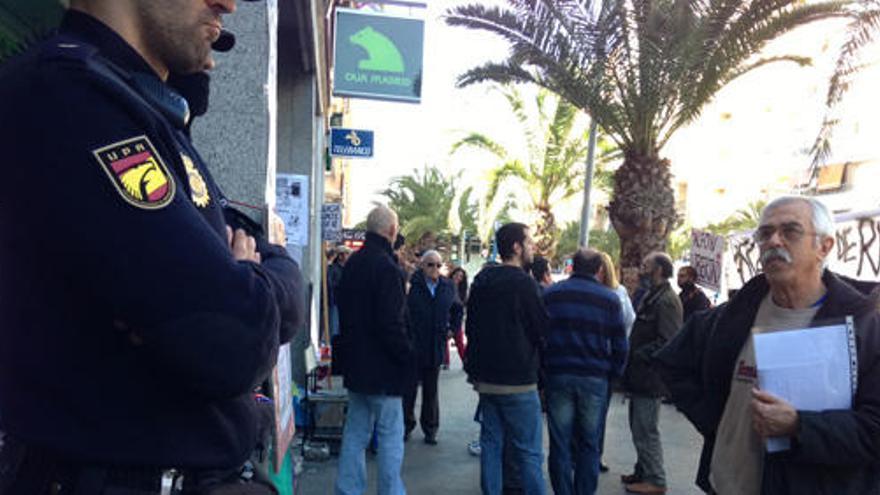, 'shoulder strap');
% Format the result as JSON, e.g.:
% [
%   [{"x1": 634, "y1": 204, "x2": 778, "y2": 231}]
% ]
[{"x1": 42, "y1": 34, "x2": 189, "y2": 128}]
